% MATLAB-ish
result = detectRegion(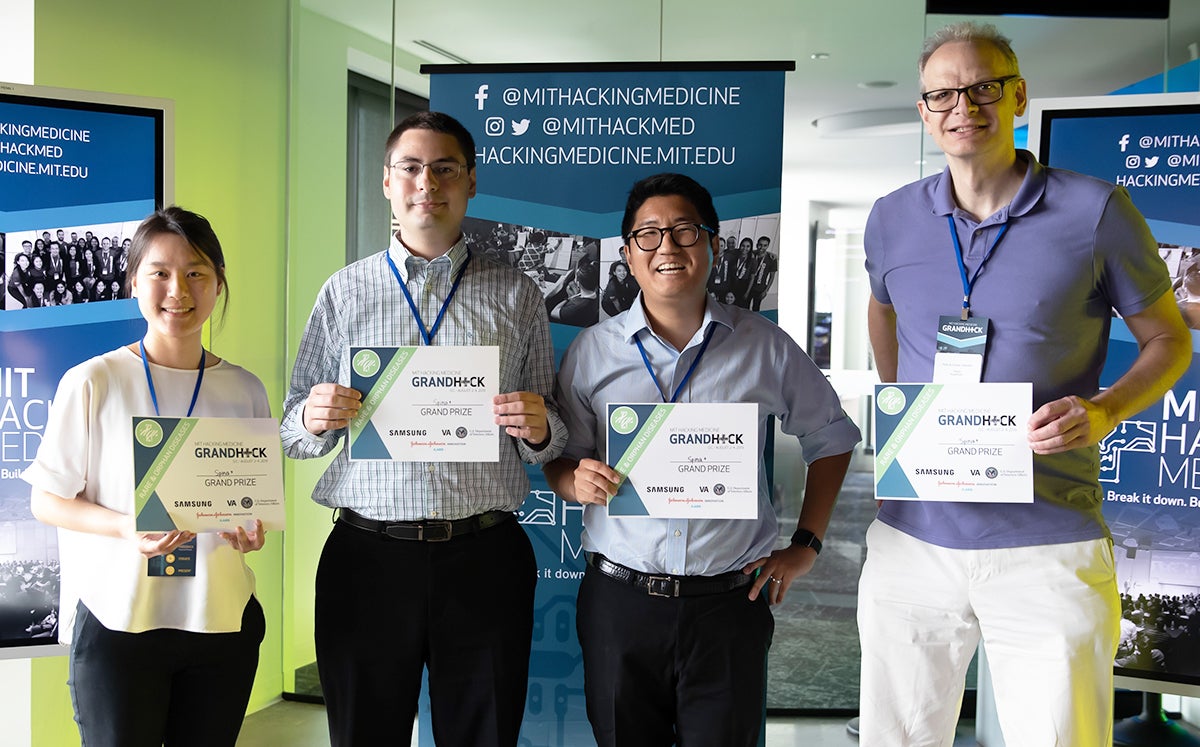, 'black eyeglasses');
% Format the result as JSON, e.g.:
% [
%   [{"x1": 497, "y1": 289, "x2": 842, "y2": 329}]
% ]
[
  {"x1": 920, "y1": 75, "x2": 1020, "y2": 112},
  {"x1": 626, "y1": 223, "x2": 716, "y2": 252}
]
